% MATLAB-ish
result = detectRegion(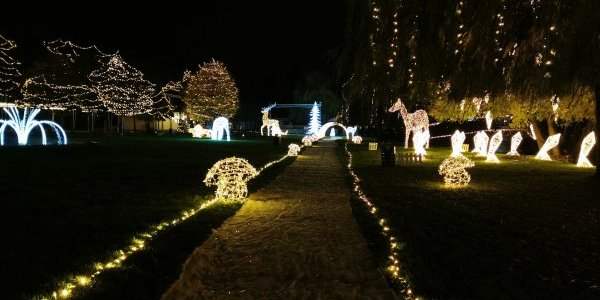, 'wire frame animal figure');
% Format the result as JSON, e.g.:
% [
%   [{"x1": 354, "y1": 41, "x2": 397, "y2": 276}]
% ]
[
  {"x1": 260, "y1": 104, "x2": 279, "y2": 136},
  {"x1": 388, "y1": 98, "x2": 430, "y2": 149},
  {"x1": 211, "y1": 117, "x2": 230, "y2": 141},
  {"x1": 188, "y1": 124, "x2": 211, "y2": 138},
  {"x1": 346, "y1": 126, "x2": 358, "y2": 139},
  {"x1": 451, "y1": 130, "x2": 466, "y2": 157}
]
